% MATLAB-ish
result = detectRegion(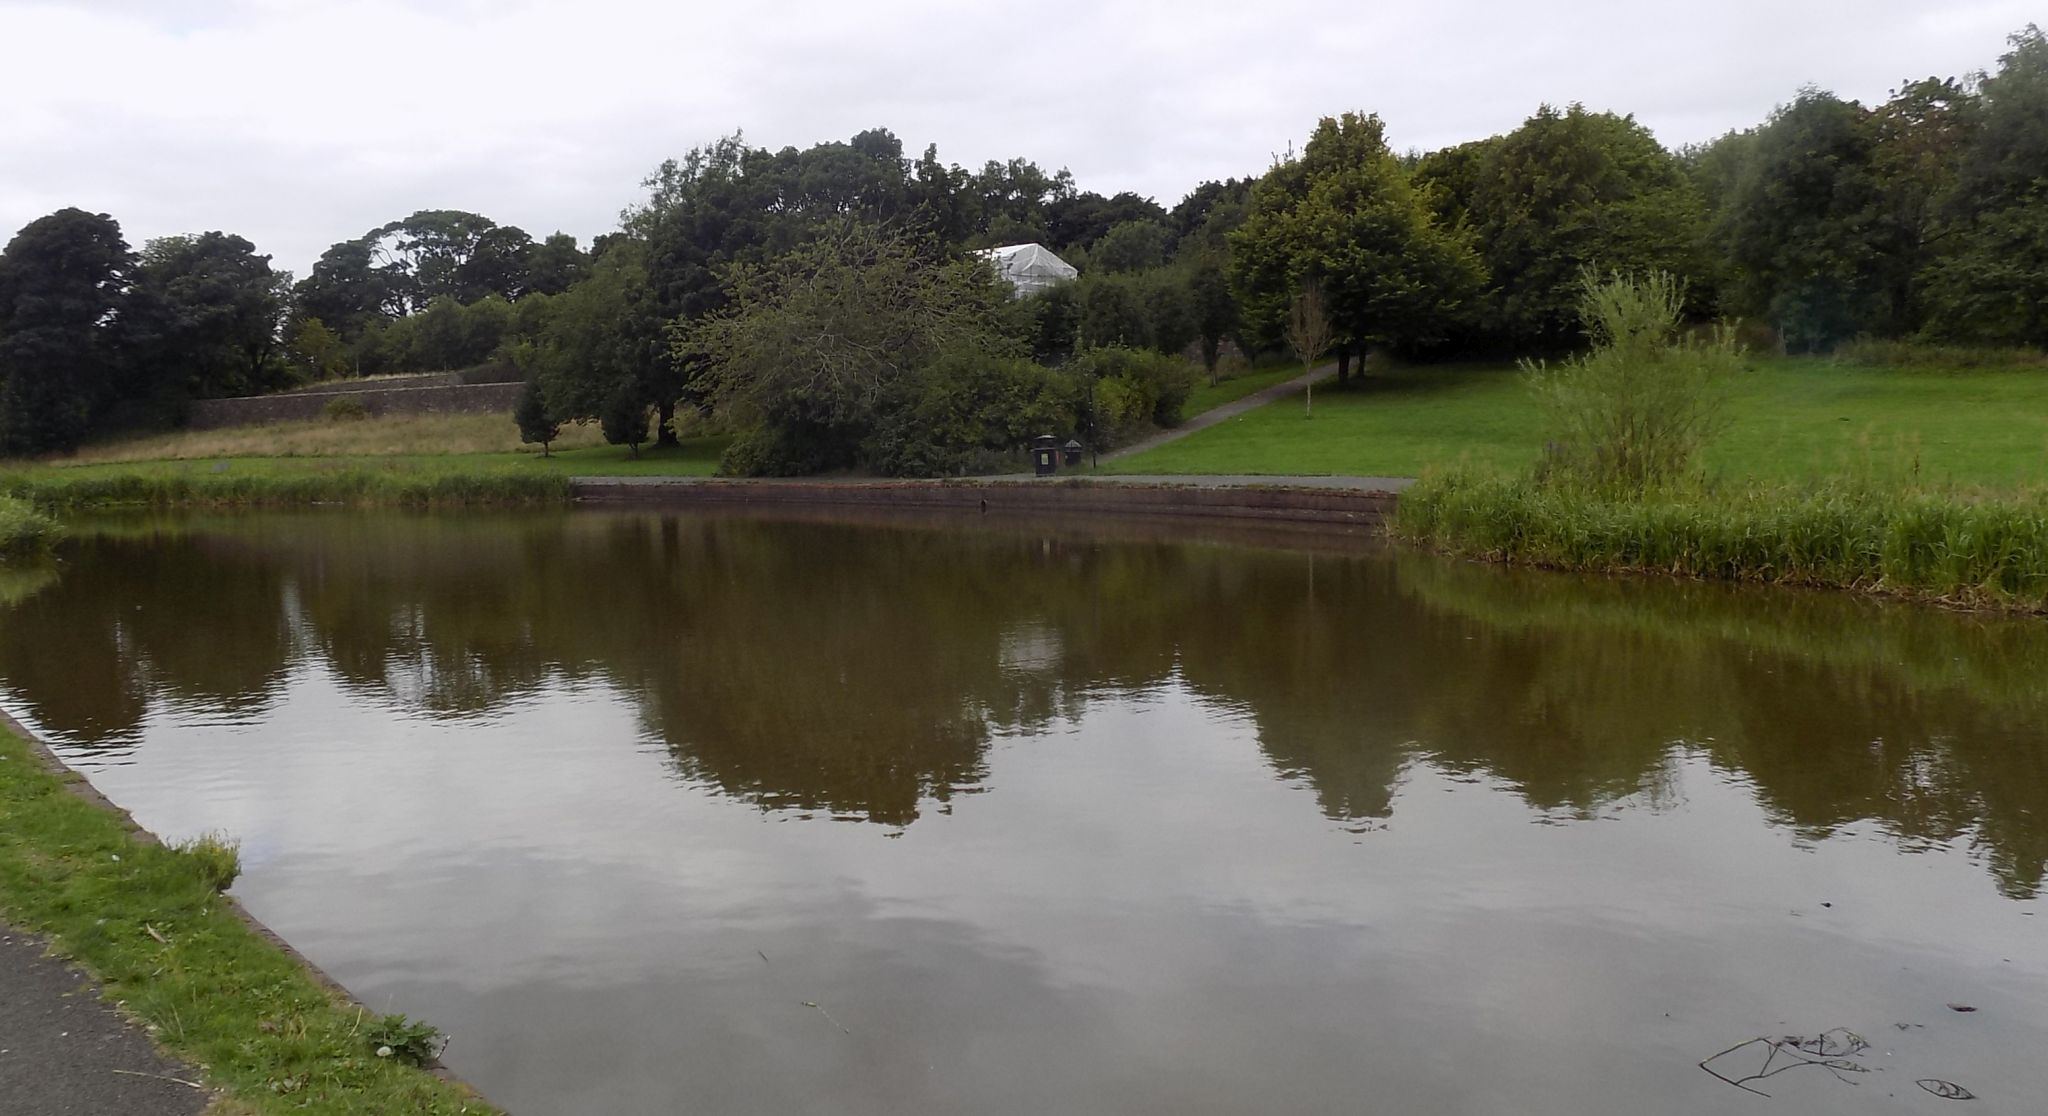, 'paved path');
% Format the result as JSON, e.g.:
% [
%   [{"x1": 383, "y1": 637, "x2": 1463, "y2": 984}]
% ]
[
  {"x1": 0, "y1": 923, "x2": 209, "y2": 1116},
  {"x1": 1101, "y1": 361, "x2": 1338, "y2": 462}
]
